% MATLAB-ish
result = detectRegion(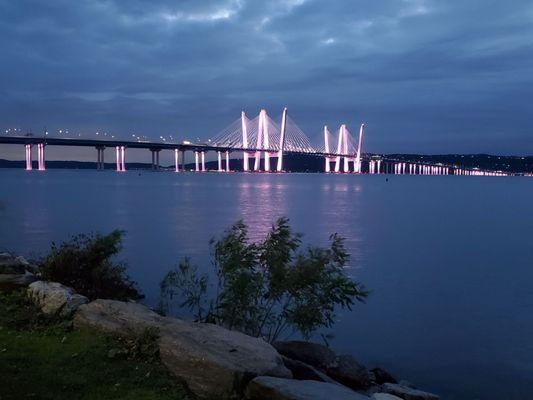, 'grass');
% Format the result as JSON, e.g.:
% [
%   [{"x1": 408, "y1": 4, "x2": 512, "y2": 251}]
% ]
[{"x1": 0, "y1": 290, "x2": 189, "y2": 400}]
